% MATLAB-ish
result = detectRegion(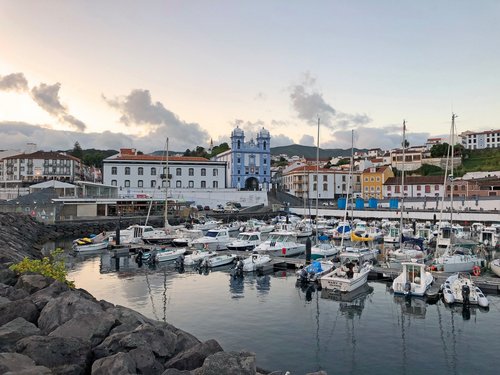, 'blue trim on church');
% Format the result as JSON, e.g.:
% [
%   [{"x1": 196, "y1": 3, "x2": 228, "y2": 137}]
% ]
[{"x1": 230, "y1": 127, "x2": 271, "y2": 190}]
